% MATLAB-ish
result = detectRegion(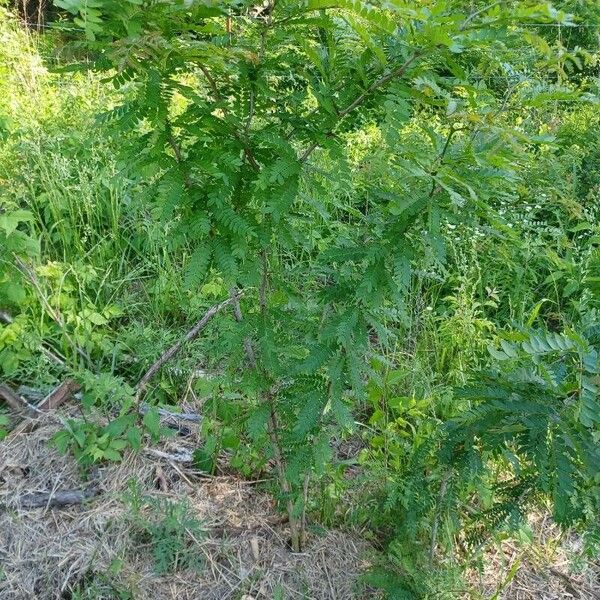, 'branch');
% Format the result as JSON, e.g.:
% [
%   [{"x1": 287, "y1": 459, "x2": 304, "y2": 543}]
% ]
[
  {"x1": 460, "y1": 0, "x2": 503, "y2": 31},
  {"x1": 139, "y1": 403, "x2": 202, "y2": 424},
  {"x1": 146, "y1": 447, "x2": 194, "y2": 463},
  {"x1": 16, "y1": 488, "x2": 99, "y2": 509},
  {"x1": 166, "y1": 125, "x2": 193, "y2": 190},
  {"x1": 299, "y1": 51, "x2": 423, "y2": 163},
  {"x1": 198, "y1": 63, "x2": 261, "y2": 170},
  {"x1": 7, "y1": 380, "x2": 81, "y2": 438},
  {"x1": 38, "y1": 379, "x2": 81, "y2": 411},
  {"x1": 229, "y1": 287, "x2": 258, "y2": 369},
  {"x1": 134, "y1": 293, "x2": 242, "y2": 403},
  {"x1": 198, "y1": 64, "x2": 222, "y2": 101}
]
